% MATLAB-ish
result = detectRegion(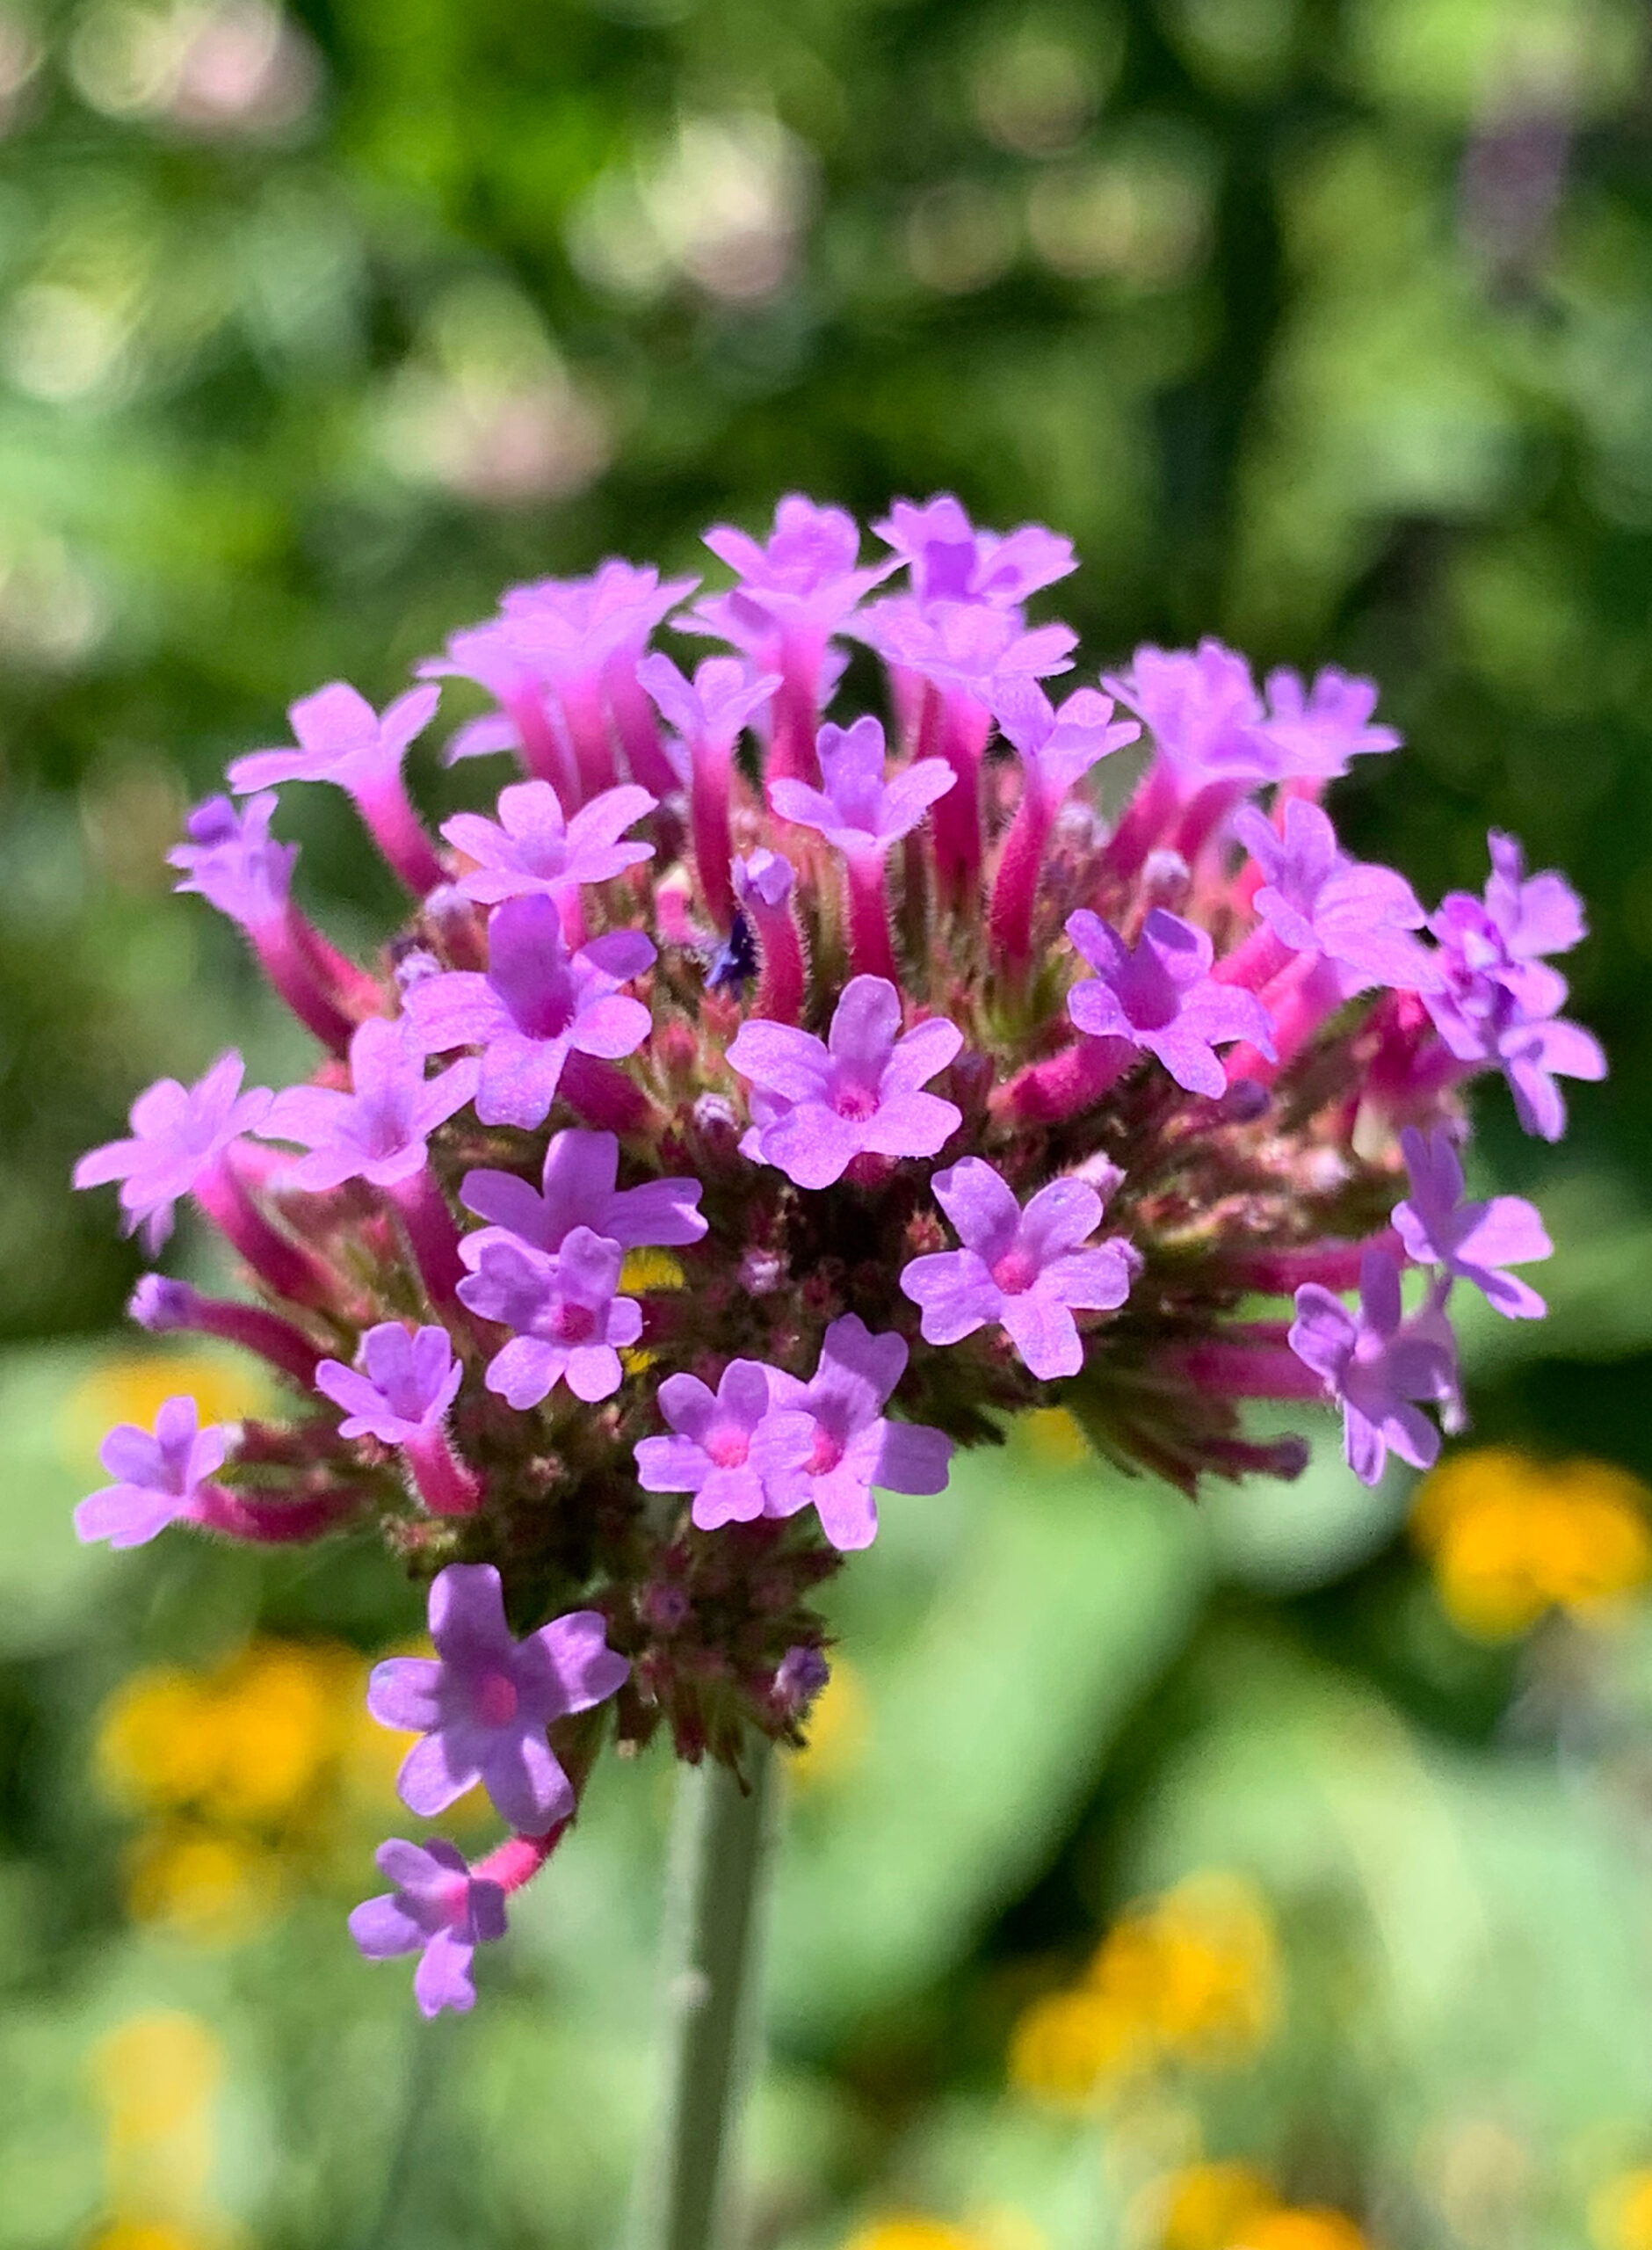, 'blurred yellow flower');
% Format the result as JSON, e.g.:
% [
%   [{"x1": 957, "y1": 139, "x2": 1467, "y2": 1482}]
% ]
[
  {"x1": 1139, "y1": 2166, "x2": 1370, "y2": 2250},
  {"x1": 1412, "y1": 1448, "x2": 1652, "y2": 1639},
  {"x1": 844, "y1": 2218, "x2": 987, "y2": 2250},
  {"x1": 98, "y1": 1638, "x2": 358, "y2": 1827},
  {"x1": 1022, "y1": 1407, "x2": 1090, "y2": 1470},
  {"x1": 1234, "y1": 2214, "x2": 1369, "y2": 2250},
  {"x1": 1011, "y1": 1870, "x2": 1279, "y2": 2105},
  {"x1": 1591, "y1": 2165, "x2": 1652, "y2": 2250},
  {"x1": 1009, "y1": 1985, "x2": 1145, "y2": 2101},
  {"x1": 65, "y1": 1349, "x2": 269, "y2": 1467},
  {"x1": 85, "y1": 2225, "x2": 214, "y2": 2250},
  {"x1": 125, "y1": 1822, "x2": 282, "y2": 1939},
  {"x1": 90, "y1": 2011, "x2": 221, "y2": 2225},
  {"x1": 788, "y1": 1656, "x2": 870, "y2": 1791},
  {"x1": 1150, "y1": 2161, "x2": 1276, "y2": 2250}
]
